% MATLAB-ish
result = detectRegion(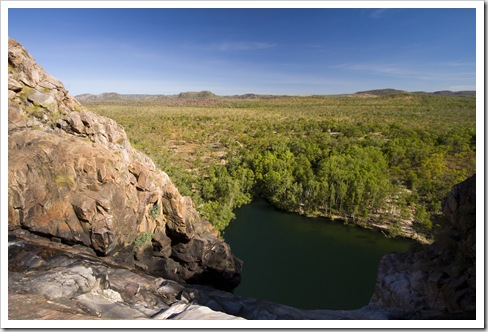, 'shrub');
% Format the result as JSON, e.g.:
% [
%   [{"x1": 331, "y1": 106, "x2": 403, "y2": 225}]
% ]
[
  {"x1": 149, "y1": 203, "x2": 160, "y2": 219},
  {"x1": 134, "y1": 232, "x2": 154, "y2": 249},
  {"x1": 413, "y1": 205, "x2": 433, "y2": 231}
]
